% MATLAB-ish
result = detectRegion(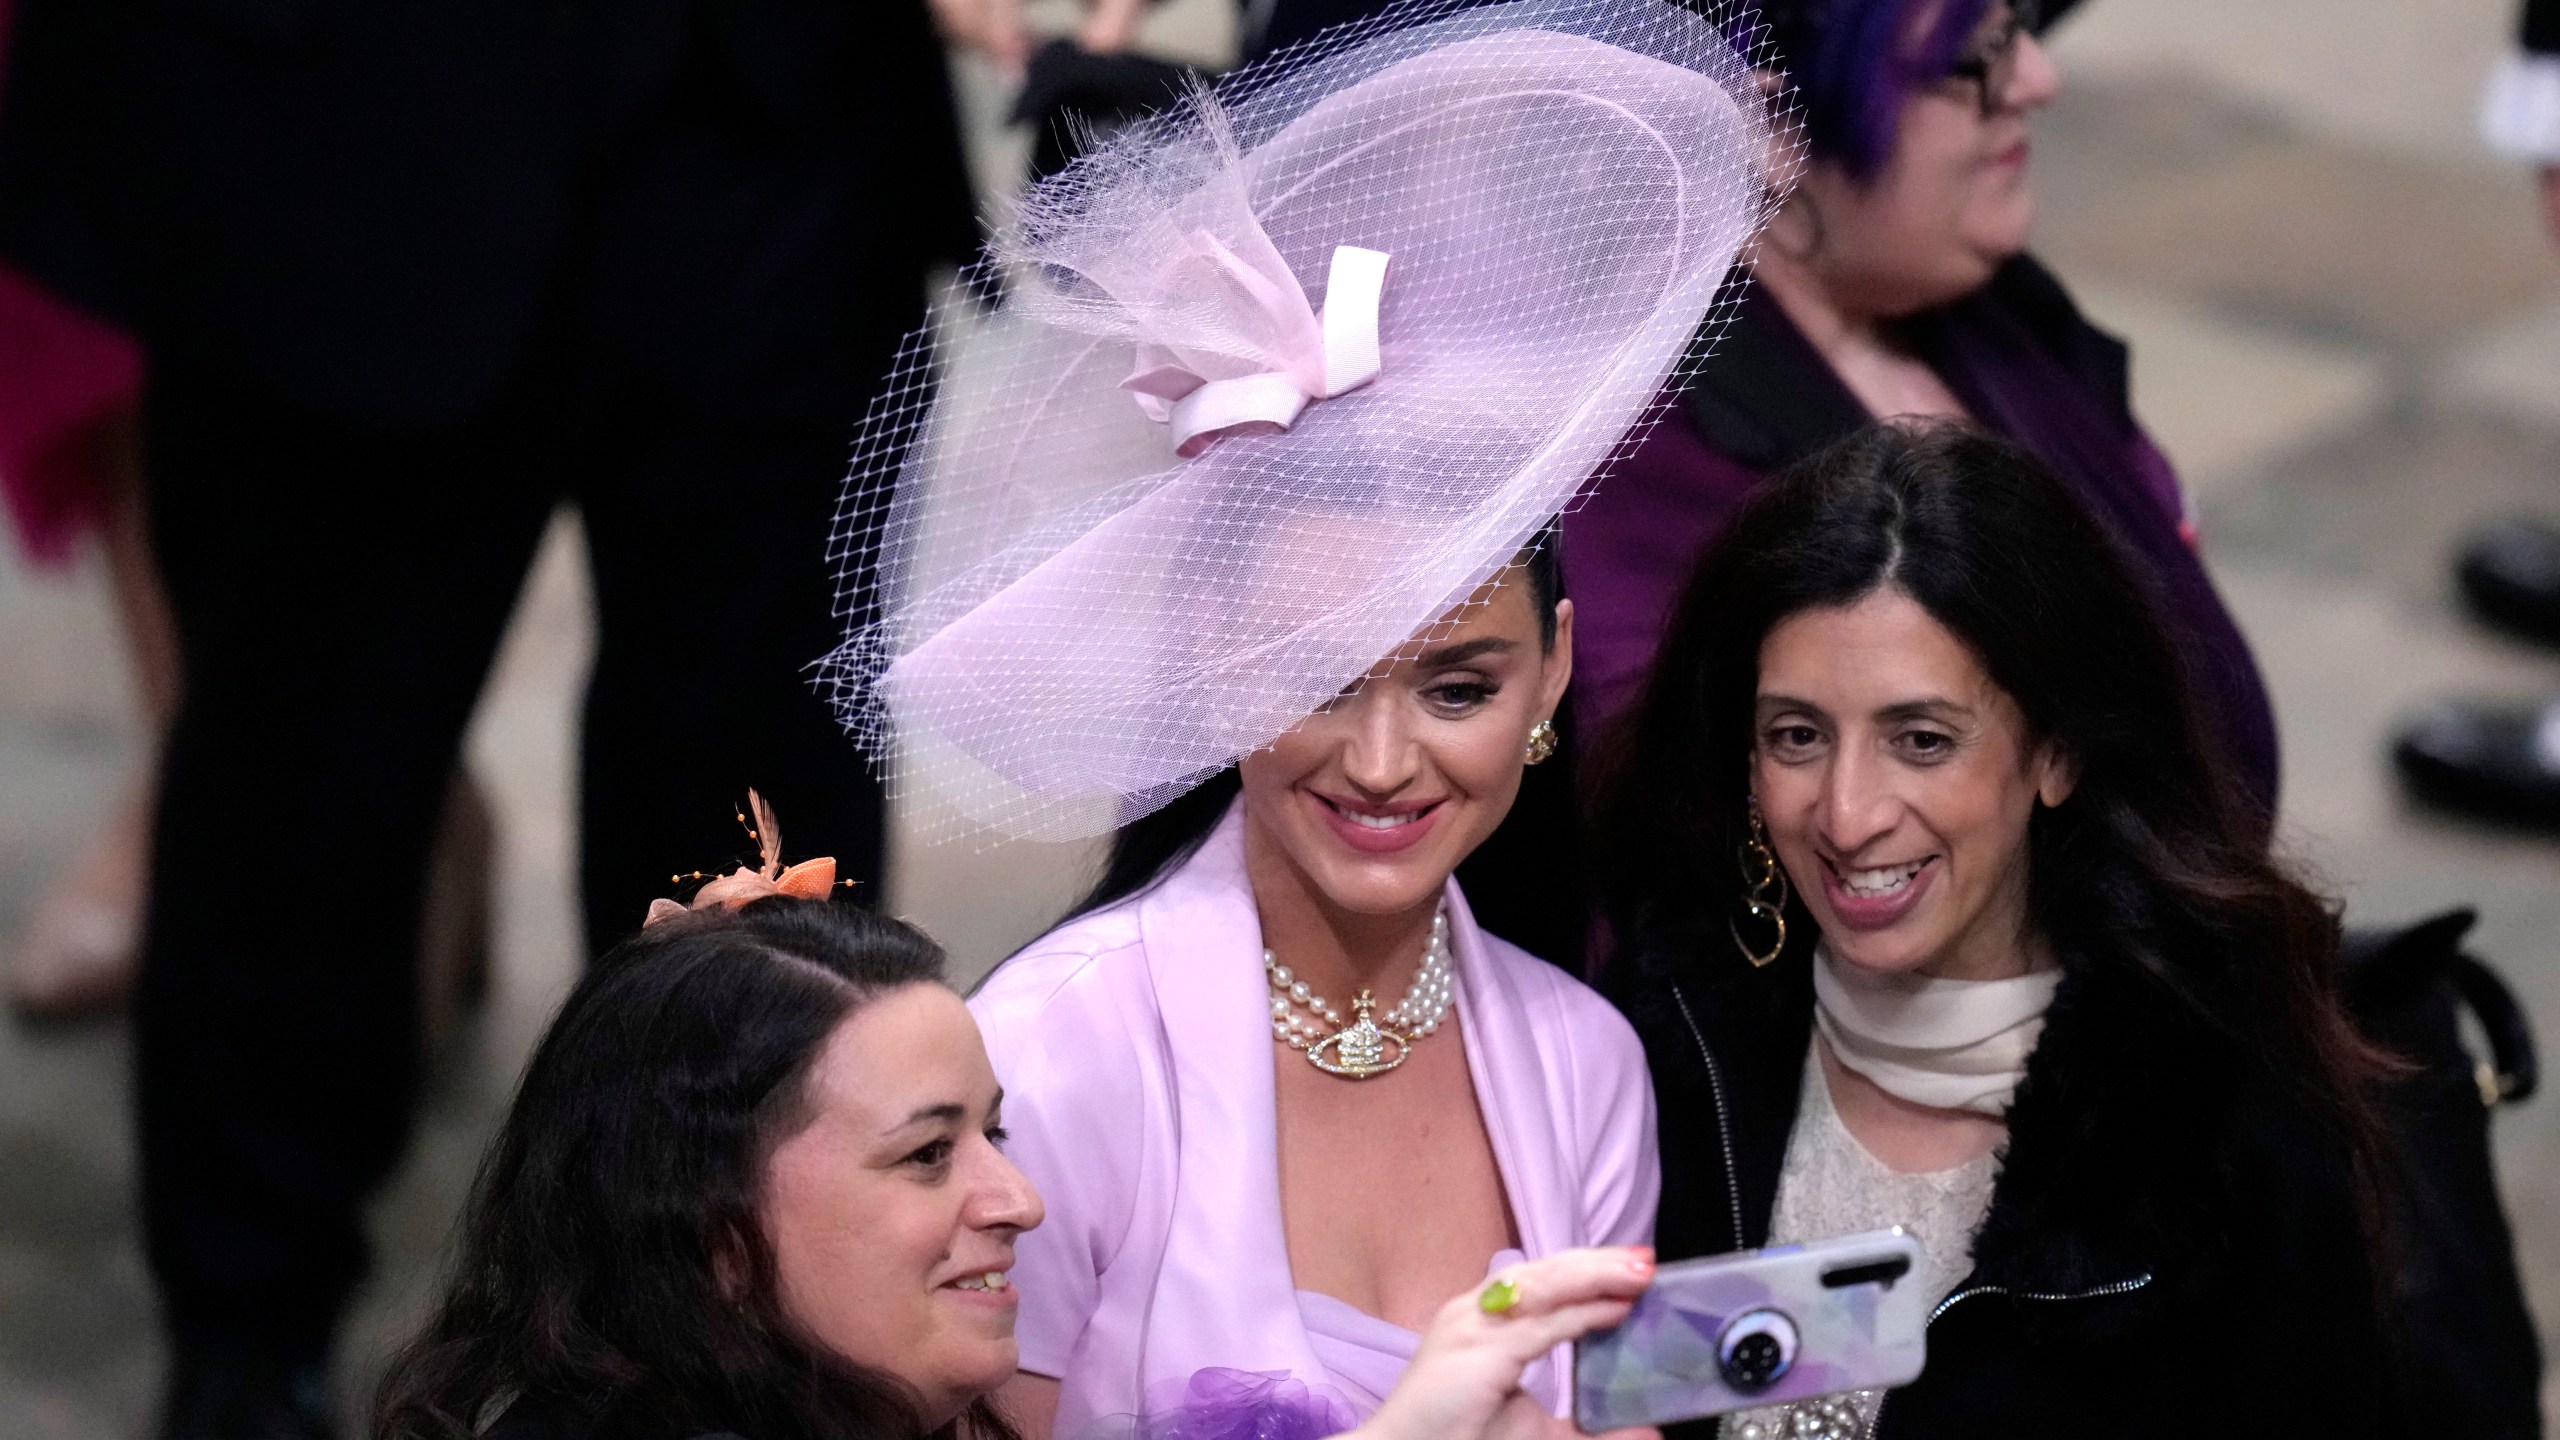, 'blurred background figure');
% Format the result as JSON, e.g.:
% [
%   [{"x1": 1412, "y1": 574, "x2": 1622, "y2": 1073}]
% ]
[
  {"x1": 0, "y1": 0, "x2": 980, "y2": 1435},
  {"x1": 0, "y1": 144, "x2": 494, "y2": 1045},
  {"x1": 0, "y1": 0, "x2": 152, "y2": 1021},
  {"x1": 2393, "y1": 0, "x2": 2560, "y2": 833}
]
